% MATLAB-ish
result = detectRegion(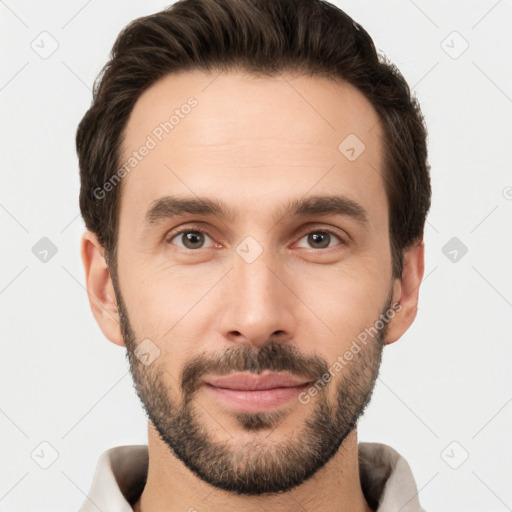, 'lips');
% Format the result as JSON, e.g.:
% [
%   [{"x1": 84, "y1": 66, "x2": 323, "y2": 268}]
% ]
[
  {"x1": 204, "y1": 373, "x2": 311, "y2": 391},
  {"x1": 202, "y1": 372, "x2": 313, "y2": 413}
]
